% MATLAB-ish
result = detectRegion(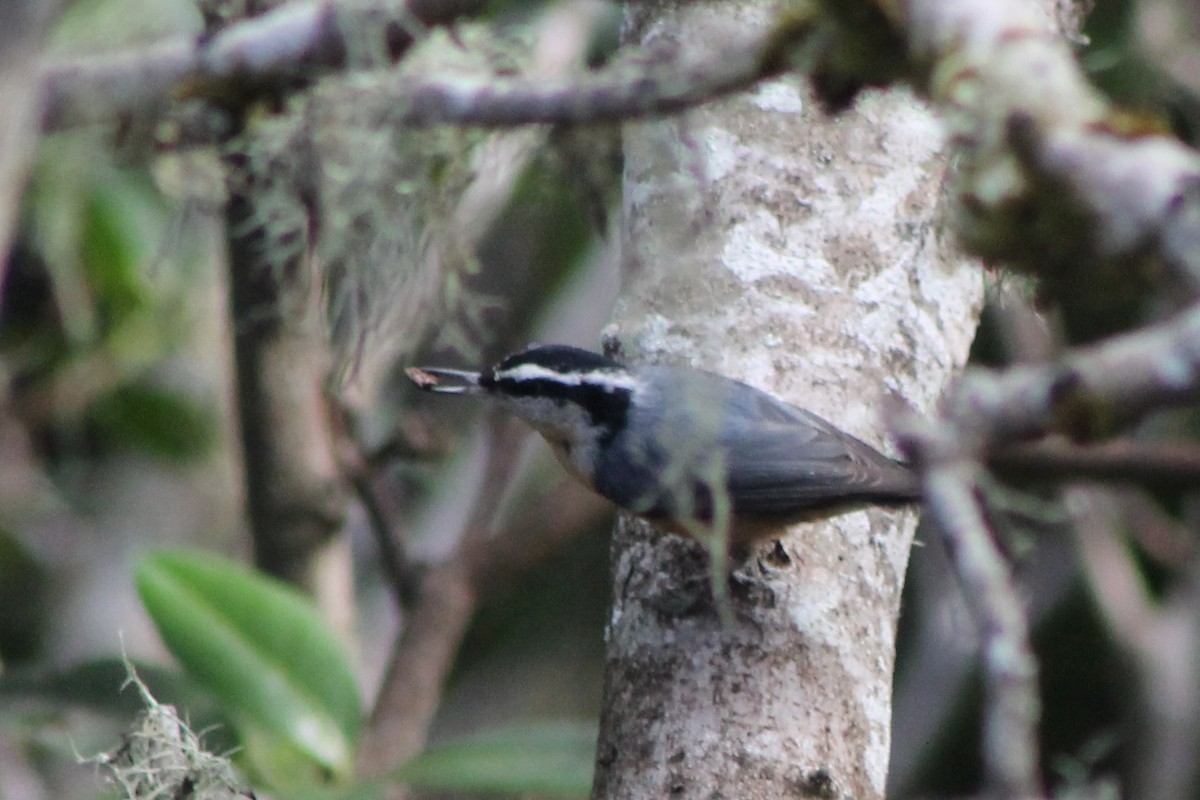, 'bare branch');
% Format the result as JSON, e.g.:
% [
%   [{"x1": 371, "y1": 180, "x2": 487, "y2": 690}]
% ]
[
  {"x1": 347, "y1": 467, "x2": 420, "y2": 611},
  {"x1": 894, "y1": 303, "x2": 1200, "y2": 799},
  {"x1": 897, "y1": 0, "x2": 1200, "y2": 298},
  {"x1": 989, "y1": 439, "x2": 1200, "y2": 490},
  {"x1": 1068, "y1": 488, "x2": 1200, "y2": 799},
  {"x1": 941, "y1": 302, "x2": 1200, "y2": 444},
  {"x1": 909, "y1": 420, "x2": 1044, "y2": 798},
  {"x1": 354, "y1": 414, "x2": 519, "y2": 780},
  {"x1": 332, "y1": 403, "x2": 457, "y2": 612},
  {"x1": 38, "y1": 0, "x2": 486, "y2": 131},
  {"x1": 356, "y1": 556, "x2": 476, "y2": 783},
  {"x1": 37, "y1": 0, "x2": 1200, "y2": 320},
  {"x1": 355, "y1": 412, "x2": 609, "y2": 779},
  {"x1": 377, "y1": 22, "x2": 811, "y2": 127},
  {"x1": 40, "y1": 5, "x2": 816, "y2": 134}
]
